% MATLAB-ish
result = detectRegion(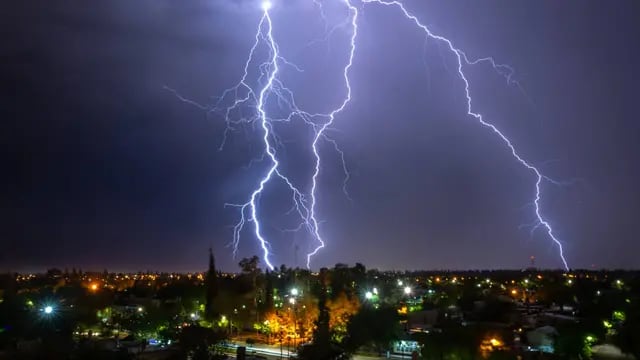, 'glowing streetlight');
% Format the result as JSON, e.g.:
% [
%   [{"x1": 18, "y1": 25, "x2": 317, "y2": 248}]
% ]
[
  {"x1": 137, "y1": 307, "x2": 143, "y2": 313},
  {"x1": 489, "y1": 338, "x2": 502, "y2": 347},
  {"x1": 90, "y1": 283, "x2": 98, "y2": 291},
  {"x1": 365, "y1": 291, "x2": 373, "y2": 300},
  {"x1": 290, "y1": 288, "x2": 299, "y2": 296},
  {"x1": 373, "y1": 287, "x2": 378, "y2": 295},
  {"x1": 288, "y1": 297, "x2": 296, "y2": 305},
  {"x1": 397, "y1": 280, "x2": 403, "y2": 287},
  {"x1": 44, "y1": 305, "x2": 53, "y2": 314},
  {"x1": 403, "y1": 286, "x2": 411, "y2": 295}
]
